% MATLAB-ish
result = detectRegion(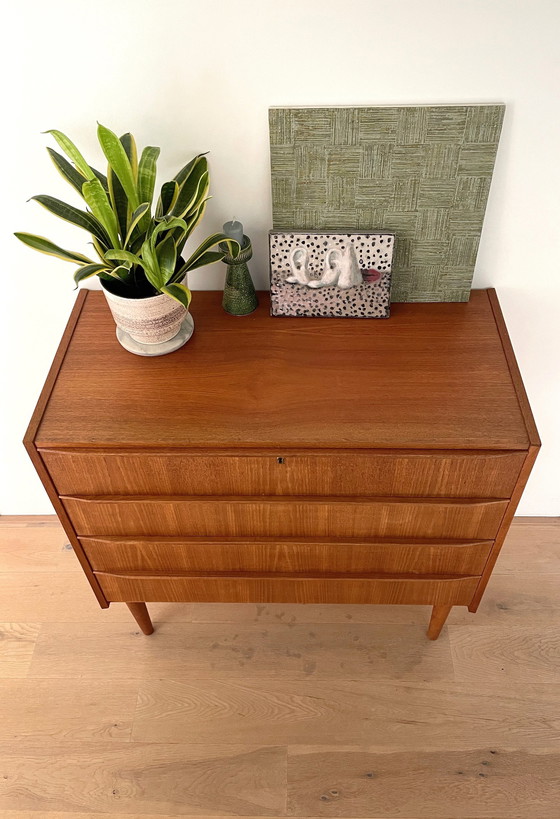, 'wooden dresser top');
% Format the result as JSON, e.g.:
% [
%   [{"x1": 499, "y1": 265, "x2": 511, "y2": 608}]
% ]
[{"x1": 30, "y1": 289, "x2": 537, "y2": 451}]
